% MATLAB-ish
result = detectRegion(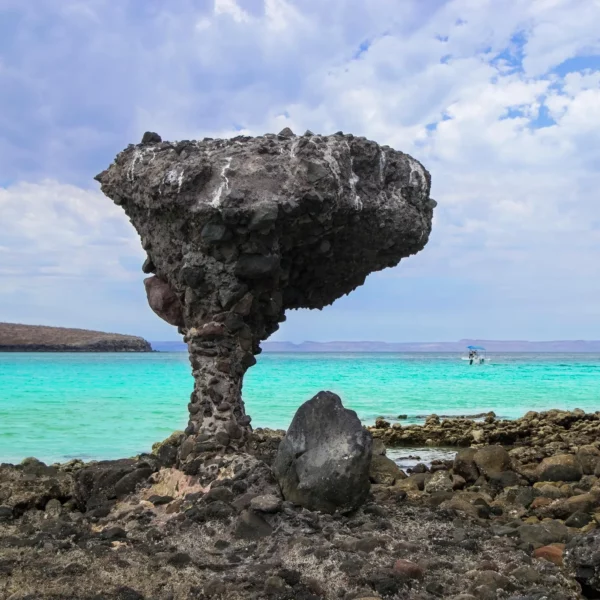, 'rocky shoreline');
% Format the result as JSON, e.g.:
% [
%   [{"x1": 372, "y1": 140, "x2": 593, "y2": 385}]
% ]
[
  {"x1": 369, "y1": 408, "x2": 600, "y2": 450},
  {"x1": 2, "y1": 406, "x2": 600, "y2": 599}
]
